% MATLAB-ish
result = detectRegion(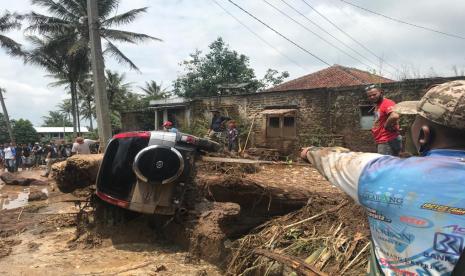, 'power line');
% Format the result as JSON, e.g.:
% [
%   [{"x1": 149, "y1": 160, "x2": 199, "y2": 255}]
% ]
[
  {"x1": 299, "y1": 0, "x2": 400, "y2": 73},
  {"x1": 211, "y1": 0, "x2": 308, "y2": 72},
  {"x1": 340, "y1": 0, "x2": 465, "y2": 40},
  {"x1": 226, "y1": 0, "x2": 331, "y2": 66},
  {"x1": 267, "y1": 0, "x2": 381, "y2": 75}
]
